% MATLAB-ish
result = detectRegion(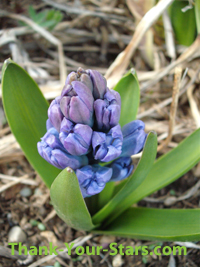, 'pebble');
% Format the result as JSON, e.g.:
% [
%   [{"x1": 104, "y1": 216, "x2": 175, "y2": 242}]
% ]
[
  {"x1": 8, "y1": 226, "x2": 26, "y2": 243},
  {"x1": 164, "y1": 196, "x2": 177, "y2": 206},
  {"x1": 20, "y1": 187, "x2": 32, "y2": 197},
  {"x1": 37, "y1": 223, "x2": 46, "y2": 231},
  {"x1": 34, "y1": 188, "x2": 42, "y2": 196},
  {"x1": 112, "y1": 254, "x2": 124, "y2": 267}
]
